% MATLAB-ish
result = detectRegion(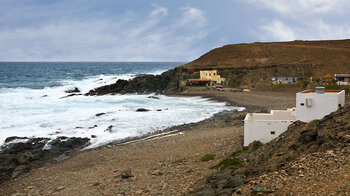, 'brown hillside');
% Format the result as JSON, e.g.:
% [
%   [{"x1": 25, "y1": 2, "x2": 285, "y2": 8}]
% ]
[{"x1": 180, "y1": 40, "x2": 350, "y2": 87}]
